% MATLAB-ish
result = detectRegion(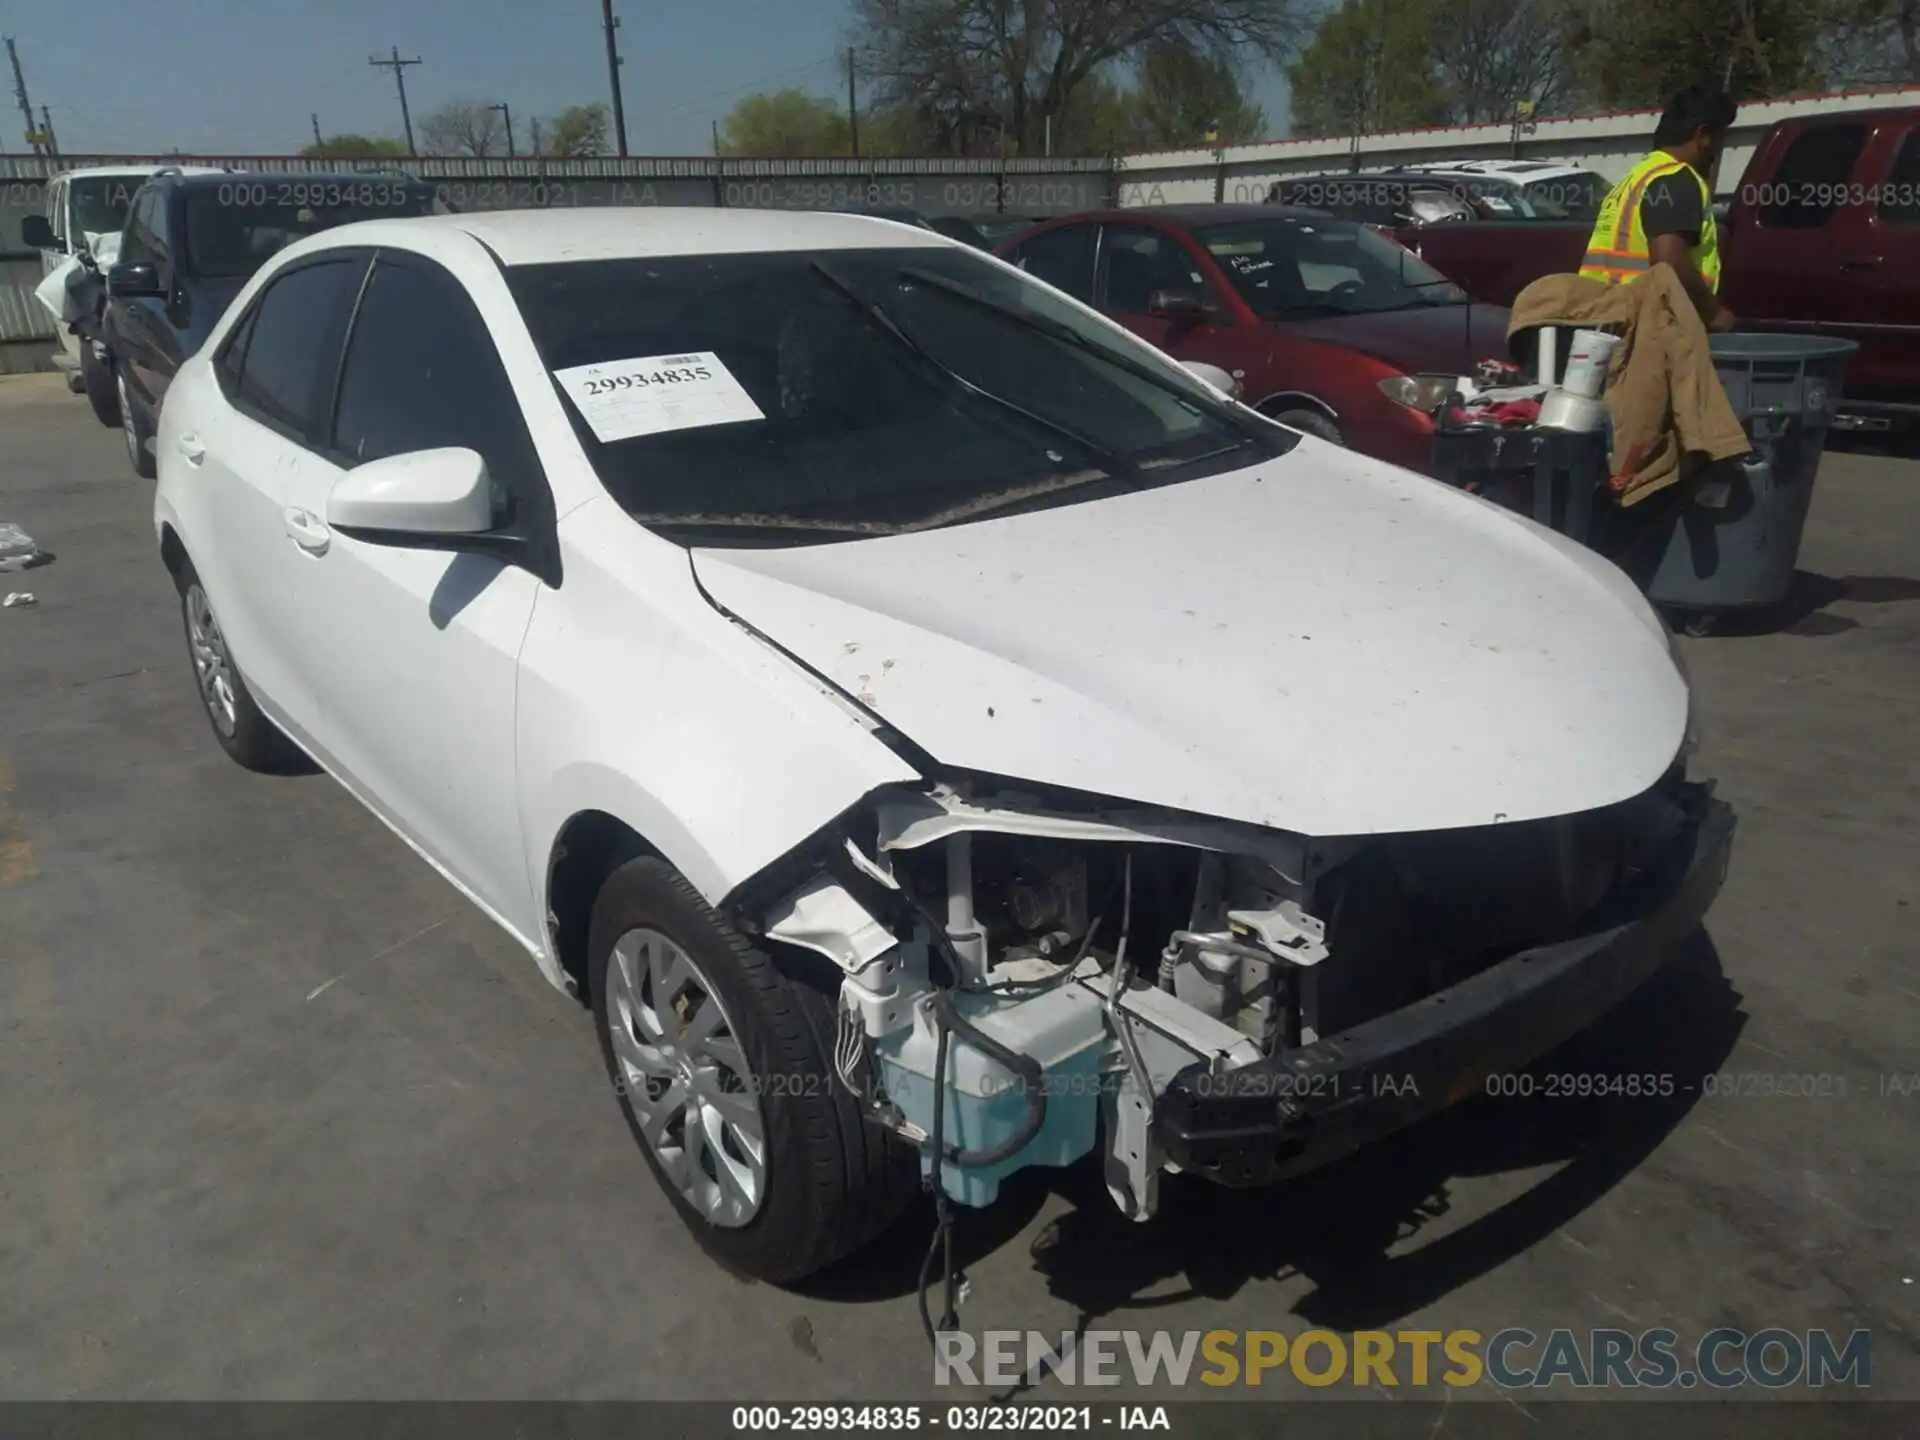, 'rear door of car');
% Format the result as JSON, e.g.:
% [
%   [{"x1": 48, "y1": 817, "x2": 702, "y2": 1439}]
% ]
[
  {"x1": 1722, "y1": 118, "x2": 1875, "y2": 336},
  {"x1": 1819, "y1": 115, "x2": 1920, "y2": 404},
  {"x1": 193, "y1": 252, "x2": 371, "y2": 739}
]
